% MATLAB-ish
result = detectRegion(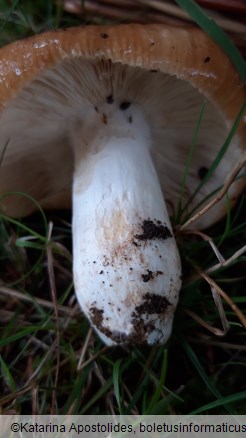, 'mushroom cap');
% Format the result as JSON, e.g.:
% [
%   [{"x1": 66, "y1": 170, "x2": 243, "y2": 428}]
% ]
[{"x1": 0, "y1": 24, "x2": 245, "y2": 227}]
